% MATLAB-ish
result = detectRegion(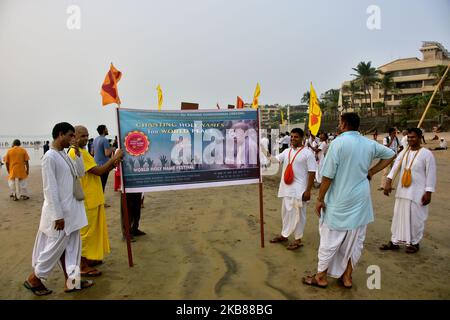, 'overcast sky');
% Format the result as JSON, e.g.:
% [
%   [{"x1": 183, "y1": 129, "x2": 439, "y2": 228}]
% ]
[{"x1": 0, "y1": 0, "x2": 449, "y2": 137}]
